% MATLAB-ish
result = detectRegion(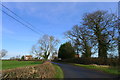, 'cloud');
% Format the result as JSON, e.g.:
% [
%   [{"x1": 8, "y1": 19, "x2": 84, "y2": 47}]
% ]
[
  {"x1": 2, "y1": 2, "x2": 80, "y2": 25},
  {"x1": 3, "y1": 2, "x2": 78, "y2": 16}
]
